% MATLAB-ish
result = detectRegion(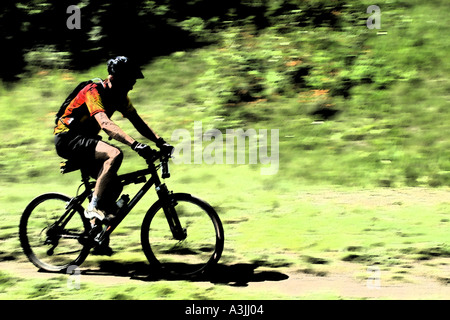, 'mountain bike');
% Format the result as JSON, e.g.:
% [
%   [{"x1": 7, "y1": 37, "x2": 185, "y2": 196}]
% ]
[{"x1": 19, "y1": 150, "x2": 224, "y2": 276}]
